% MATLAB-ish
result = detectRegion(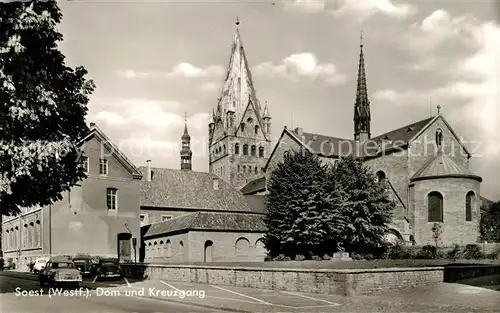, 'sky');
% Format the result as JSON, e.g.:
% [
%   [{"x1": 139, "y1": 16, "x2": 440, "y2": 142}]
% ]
[{"x1": 56, "y1": 0, "x2": 500, "y2": 201}]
